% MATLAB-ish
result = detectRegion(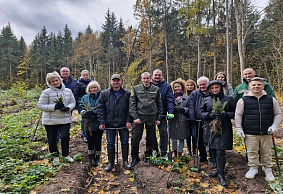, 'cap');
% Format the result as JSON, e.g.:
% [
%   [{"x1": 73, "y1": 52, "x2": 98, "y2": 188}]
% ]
[{"x1": 111, "y1": 74, "x2": 122, "y2": 80}]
